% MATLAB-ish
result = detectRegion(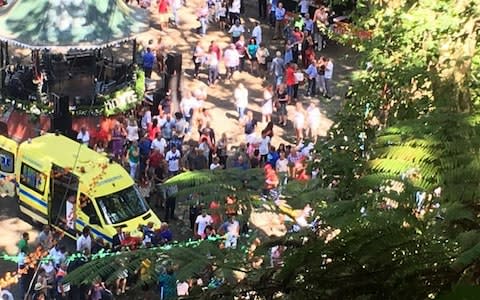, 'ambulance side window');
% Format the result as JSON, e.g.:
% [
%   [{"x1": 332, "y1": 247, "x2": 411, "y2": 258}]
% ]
[
  {"x1": 0, "y1": 149, "x2": 14, "y2": 173},
  {"x1": 80, "y1": 194, "x2": 95, "y2": 217},
  {"x1": 20, "y1": 163, "x2": 46, "y2": 194}
]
